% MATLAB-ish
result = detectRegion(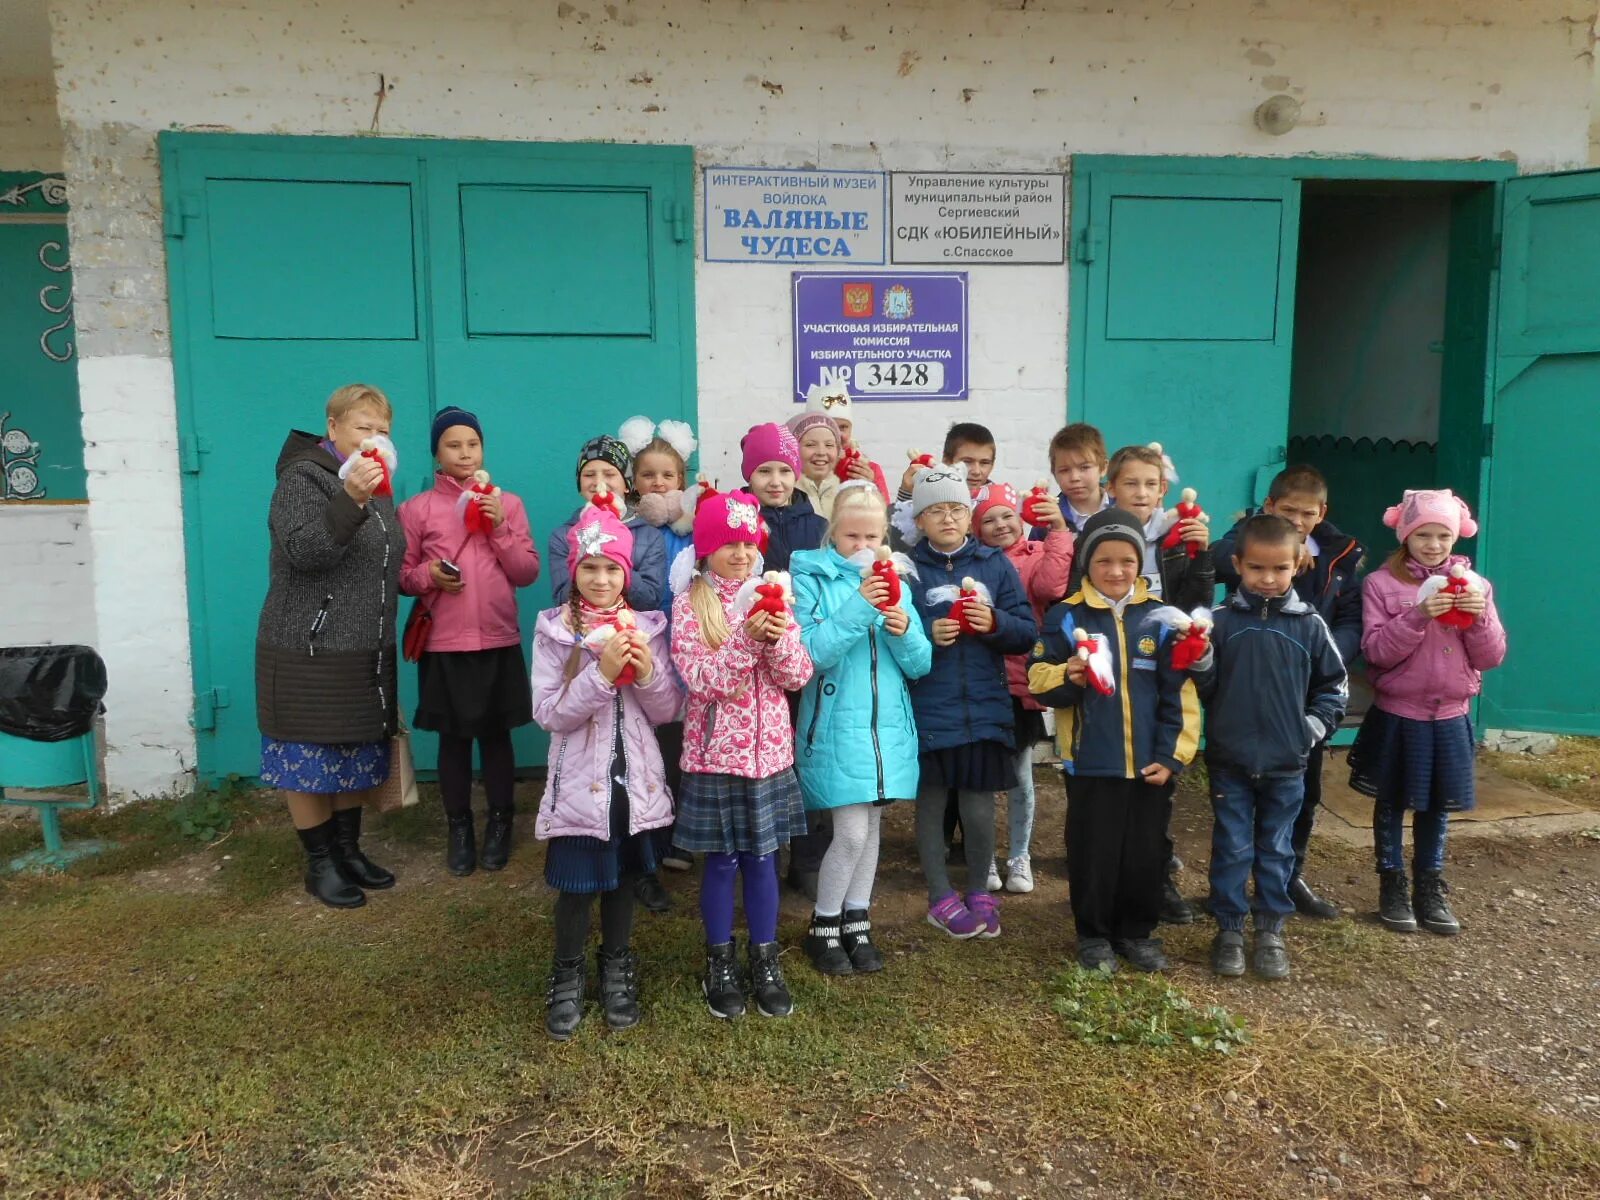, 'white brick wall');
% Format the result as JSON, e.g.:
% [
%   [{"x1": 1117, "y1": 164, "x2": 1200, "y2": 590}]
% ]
[
  {"x1": 39, "y1": 0, "x2": 1600, "y2": 794},
  {"x1": 0, "y1": 505, "x2": 97, "y2": 647}
]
